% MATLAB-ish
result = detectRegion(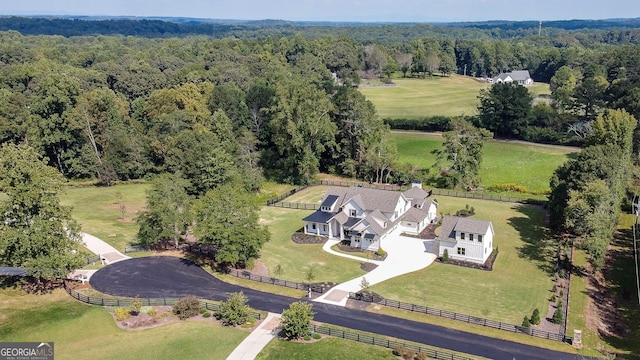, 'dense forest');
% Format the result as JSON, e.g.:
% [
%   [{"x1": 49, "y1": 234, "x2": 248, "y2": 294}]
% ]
[{"x1": 1, "y1": 17, "x2": 639, "y2": 191}]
